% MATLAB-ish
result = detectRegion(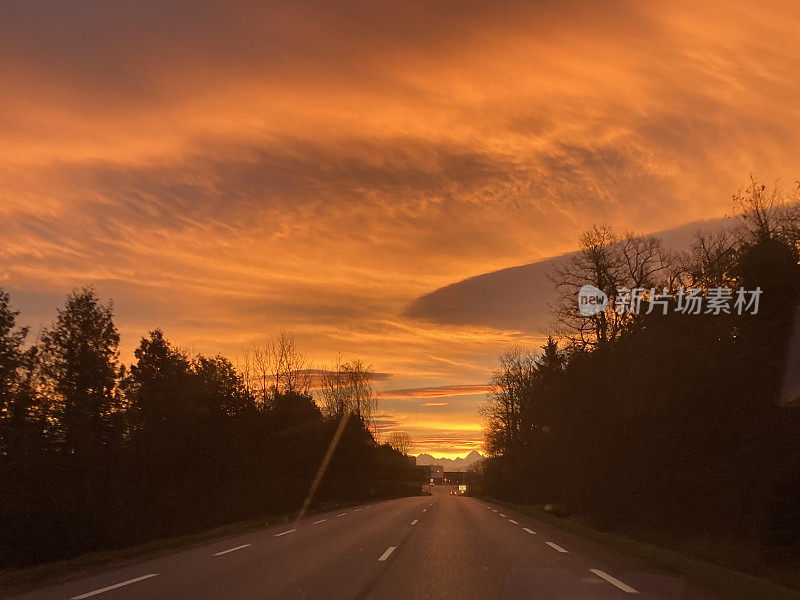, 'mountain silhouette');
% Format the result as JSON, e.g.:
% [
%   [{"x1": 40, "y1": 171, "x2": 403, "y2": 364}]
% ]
[{"x1": 415, "y1": 450, "x2": 484, "y2": 469}]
